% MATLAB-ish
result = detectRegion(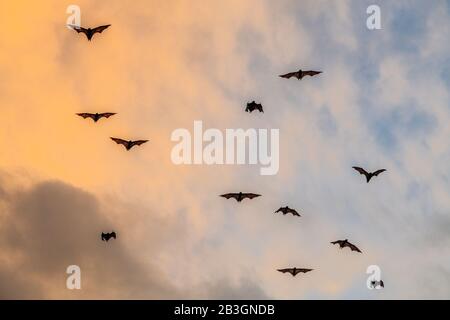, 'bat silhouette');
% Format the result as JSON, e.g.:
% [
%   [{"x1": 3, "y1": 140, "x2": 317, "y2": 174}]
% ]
[
  {"x1": 77, "y1": 112, "x2": 116, "y2": 122},
  {"x1": 220, "y1": 192, "x2": 261, "y2": 202},
  {"x1": 101, "y1": 231, "x2": 116, "y2": 242},
  {"x1": 352, "y1": 166, "x2": 386, "y2": 183},
  {"x1": 275, "y1": 206, "x2": 301, "y2": 217},
  {"x1": 110, "y1": 137, "x2": 148, "y2": 151},
  {"x1": 370, "y1": 280, "x2": 384, "y2": 288},
  {"x1": 279, "y1": 69, "x2": 322, "y2": 80},
  {"x1": 245, "y1": 101, "x2": 264, "y2": 113},
  {"x1": 277, "y1": 268, "x2": 313, "y2": 277},
  {"x1": 69, "y1": 24, "x2": 111, "y2": 41},
  {"x1": 331, "y1": 239, "x2": 362, "y2": 253}
]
